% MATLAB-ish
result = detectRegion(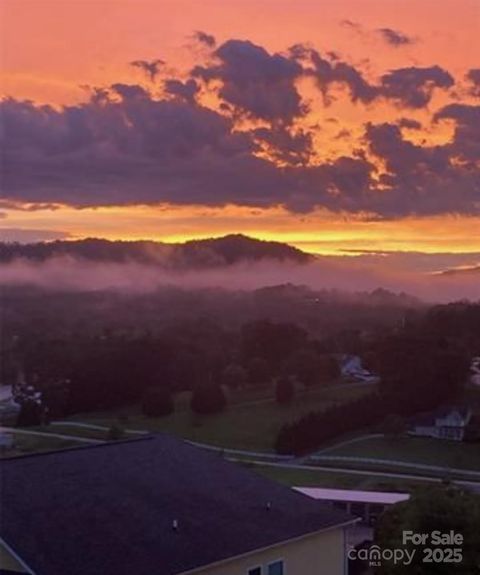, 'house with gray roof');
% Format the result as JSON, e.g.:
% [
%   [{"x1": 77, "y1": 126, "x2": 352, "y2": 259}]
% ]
[
  {"x1": 409, "y1": 406, "x2": 472, "y2": 441},
  {"x1": 0, "y1": 434, "x2": 355, "y2": 575}
]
